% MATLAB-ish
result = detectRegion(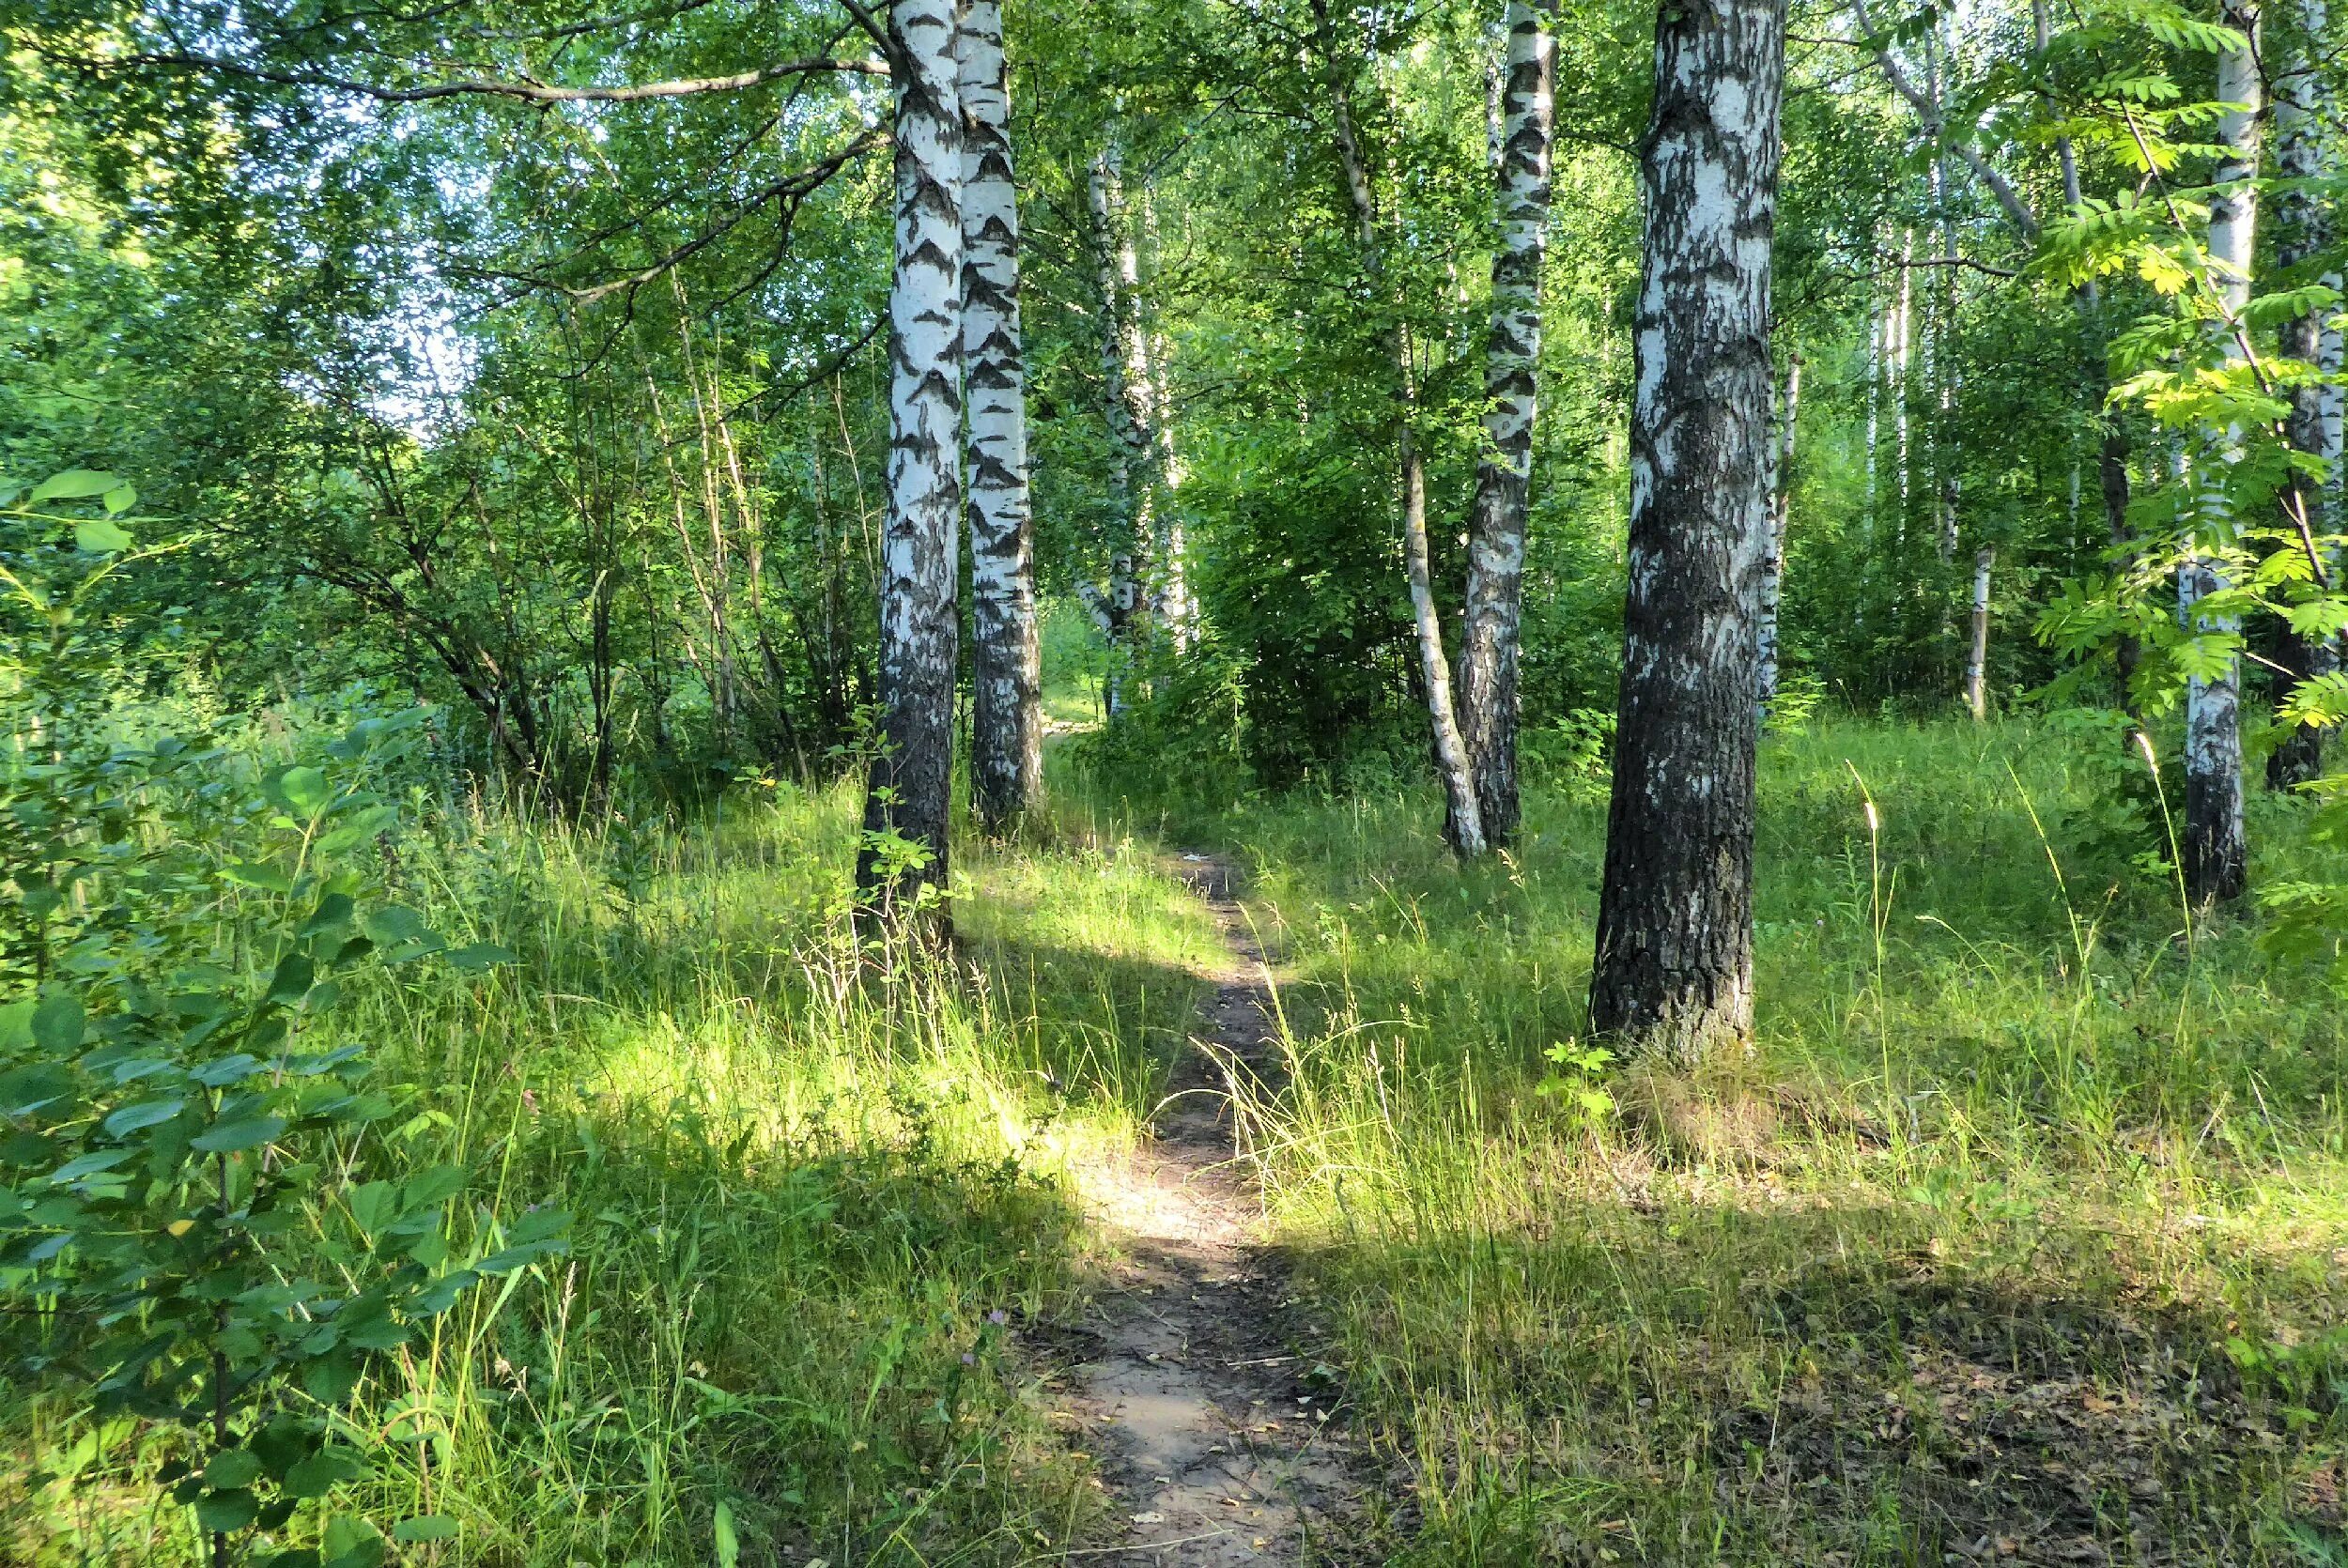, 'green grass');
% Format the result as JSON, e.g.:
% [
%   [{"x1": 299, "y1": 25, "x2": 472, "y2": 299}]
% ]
[
  {"x1": 20, "y1": 711, "x2": 2348, "y2": 1567},
  {"x1": 8, "y1": 777, "x2": 1220, "y2": 1568},
  {"x1": 1165, "y1": 715, "x2": 2348, "y2": 1565}
]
